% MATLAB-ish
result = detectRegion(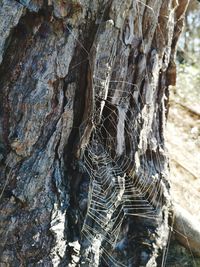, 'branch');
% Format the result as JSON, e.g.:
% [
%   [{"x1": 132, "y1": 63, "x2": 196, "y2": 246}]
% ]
[
  {"x1": 170, "y1": 99, "x2": 200, "y2": 117},
  {"x1": 173, "y1": 203, "x2": 200, "y2": 257},
  {"x1": 171, "y1": 158, "x2": 199, "y2": 180}
]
